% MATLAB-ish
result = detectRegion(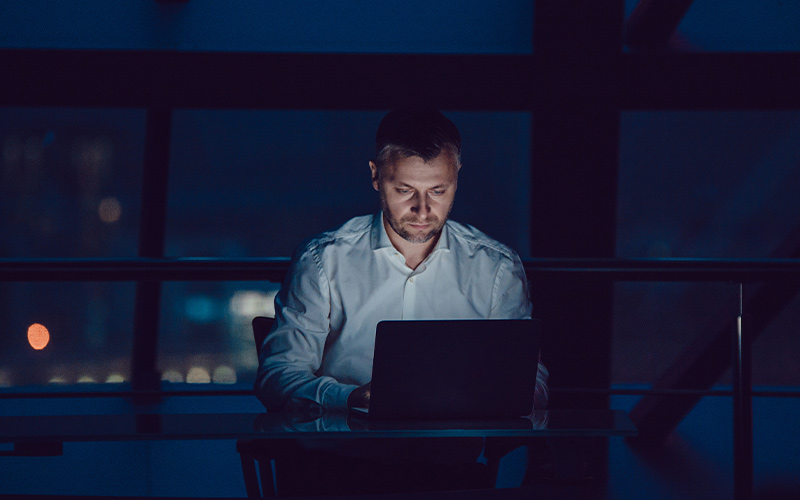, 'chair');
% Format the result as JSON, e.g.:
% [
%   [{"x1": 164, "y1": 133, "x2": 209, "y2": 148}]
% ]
[
  {"x1": 250, "y1": 316, "x2": 274, "y2": 352},
  {"x1": 238, "y1": 316, "x2": 279, "y2": 497}
]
